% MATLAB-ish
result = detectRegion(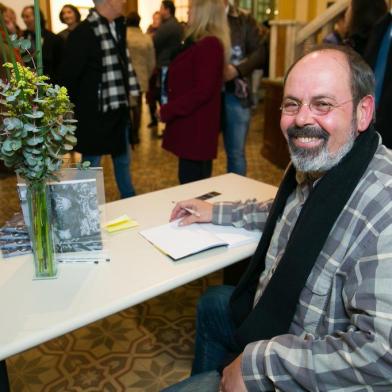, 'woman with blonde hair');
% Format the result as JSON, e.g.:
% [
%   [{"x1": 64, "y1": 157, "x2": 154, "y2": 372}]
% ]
[{"x1": 160, "y1": 0, "x2": 230, "y2": 184}]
